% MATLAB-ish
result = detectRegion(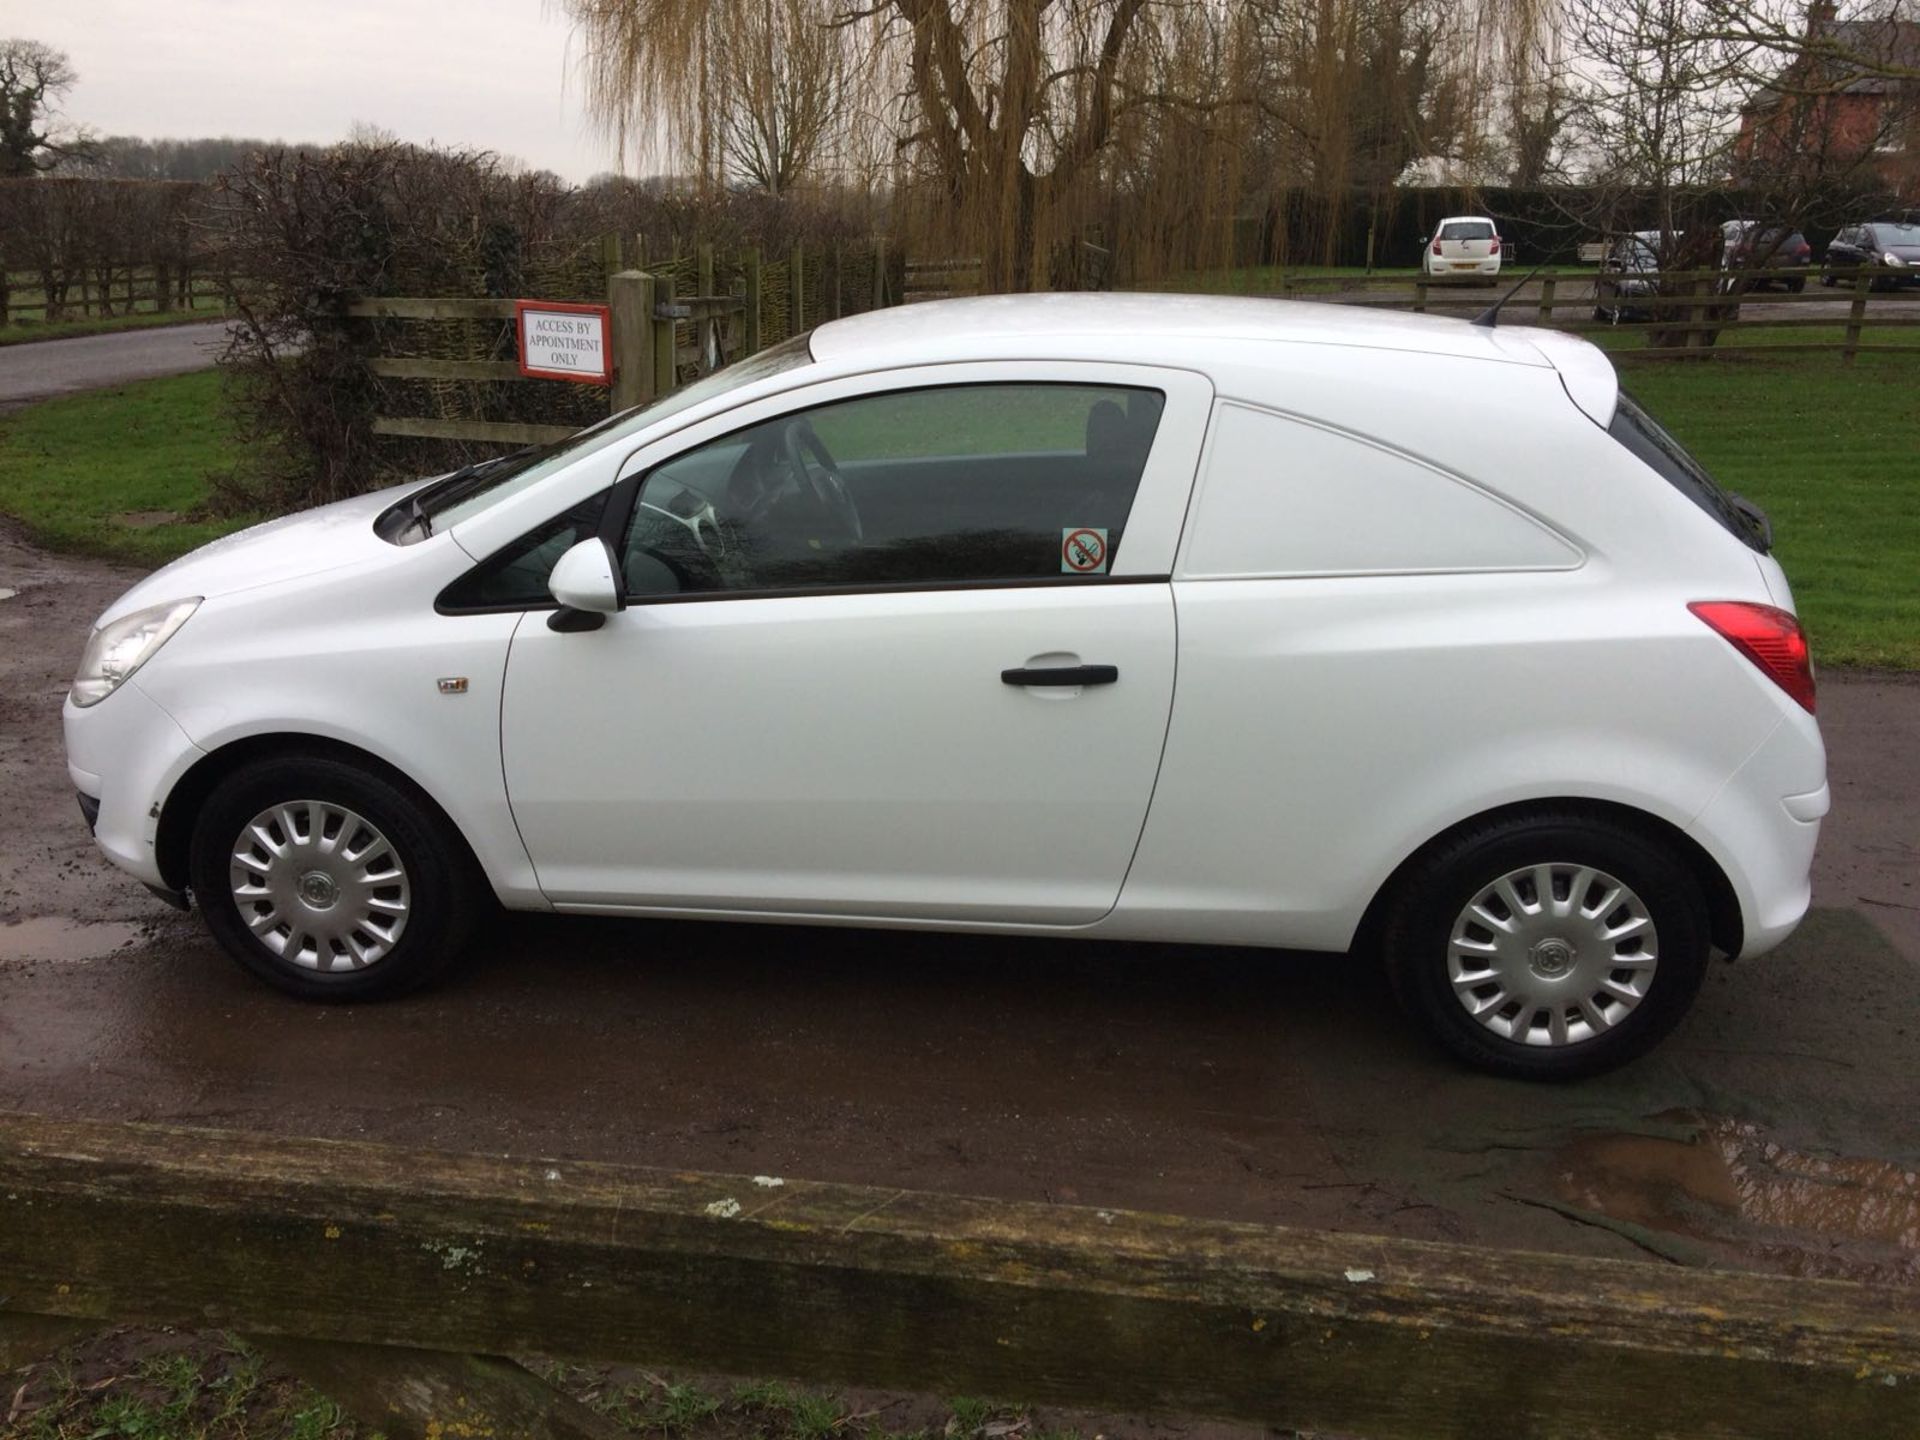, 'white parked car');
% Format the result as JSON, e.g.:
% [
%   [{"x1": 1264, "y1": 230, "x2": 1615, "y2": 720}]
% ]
[
  {"x1": 66, "y1": 294, "x2": 1825, "y2": 1078},
  {"x1": 1423, "y1": 216, "x2": 1504, "y2": 282}
]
